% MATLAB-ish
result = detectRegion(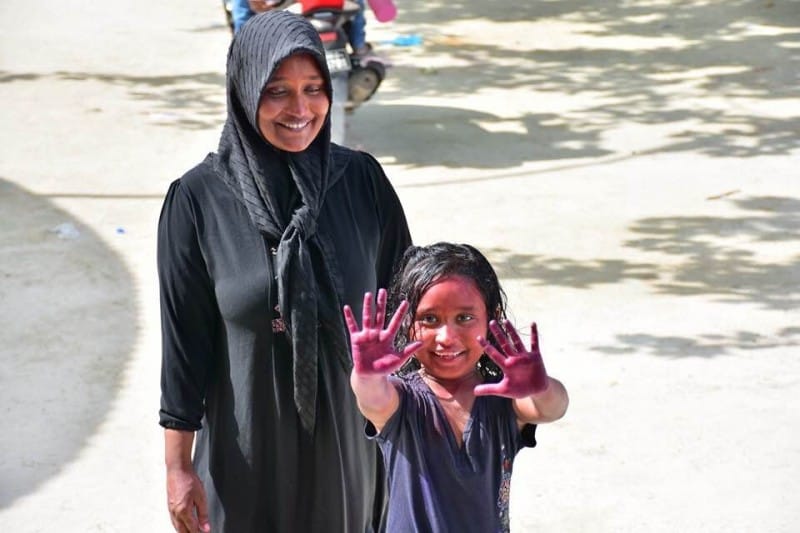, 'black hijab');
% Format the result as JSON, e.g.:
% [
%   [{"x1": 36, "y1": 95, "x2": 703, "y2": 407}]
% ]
[{"x1": 212, "y1": 10, "x2": 350, "y2": 433}]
